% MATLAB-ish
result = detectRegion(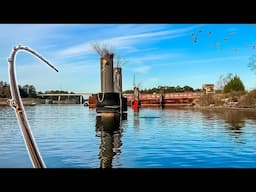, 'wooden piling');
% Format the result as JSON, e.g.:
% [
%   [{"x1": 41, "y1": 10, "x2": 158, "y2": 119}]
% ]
[
  {"x1": 113, "y1": 67, "x2": 122, "y2": 93},
  {"x1": 100, "y1": 54, "x2": 114, "y2": 93}
]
